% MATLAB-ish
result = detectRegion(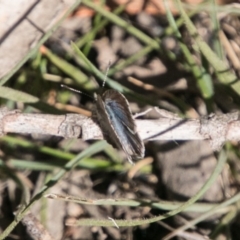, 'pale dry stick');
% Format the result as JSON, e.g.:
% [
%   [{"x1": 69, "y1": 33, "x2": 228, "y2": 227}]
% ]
[
  {"x1": 157, "y1": 220, "x2": 209, "y2": 240},
  {"x1": 0, "y1": 108, "x2": 240, "y2": 151},
  {"x1": 230, "y1": 40, "x2": 240, "y2": 64},
  {"x1": 129, "y1": 75, "x2": 188, "y2": 92},
  {"x1": 127, "y1": 76, "x2": 199, "y2": 118},
  {"x1": 219, "y1": 30, "x2": 240, "y2": 70},
  {"x1": 21, "y1": 212, "x2": 54, "y2": 240},
  {"x1": 55, "y1": 102, "x2": 92, "y2": 117},
  {"x1": 127, "y1": 157, "x2": 153, "y2": 179},
  {"x1": 128, "y1": 77, "x2": 180, "y2": 98},
  {"x1": 133, "y1": 108, "x2": 154, "y2": 119}
]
